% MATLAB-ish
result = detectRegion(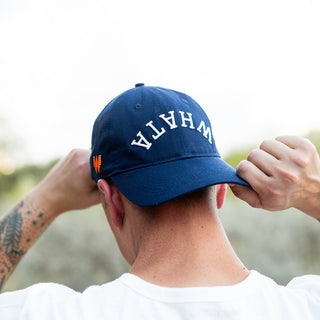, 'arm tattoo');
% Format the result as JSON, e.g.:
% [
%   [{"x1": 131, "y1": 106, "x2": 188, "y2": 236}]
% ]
[
  {"x1": 0, "y1": 275, "x2": 5, "y2": 291},
  {"x1": 3, "y1": 208, "x2": 24, "y2": 265},
  {"x1": 0, "y1": 200, "x2": 50, "y2": 292}
]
